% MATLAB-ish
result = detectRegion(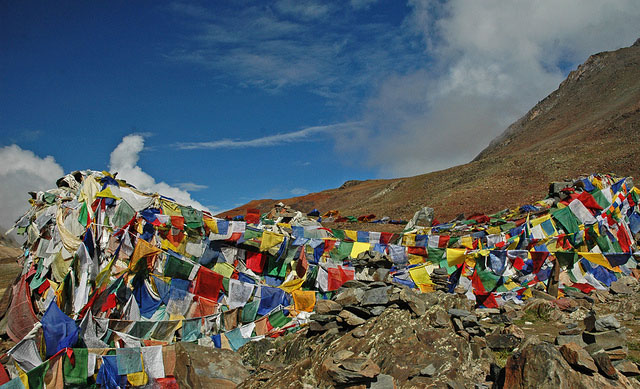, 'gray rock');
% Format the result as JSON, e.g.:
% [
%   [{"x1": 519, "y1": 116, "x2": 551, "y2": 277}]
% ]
[
  {"x1": 461, "y1": 314, "x2": 479, "y2": 328},
  {"x1": 335, "y1": 288, "x2": 365, "y2": 306},
  {"x1": 374, "y1": 268, "x2": 390, "y2": 282},
  {"x1": 362, "y1": 286, "x2": 390, "y2": 306},
  {"x1": 420, "y1": 364, "x2": 436, "y2": 377},
  {"x1": 399, "y1": 288, "x2": 426, "y2": 316},
  {"x1": 369, "y1": 306, "x2": 386, "y2": 316},
  {"x1": 448, "y1": 308, "x2": 471, "y2": 318},
  {"x1": 594, "y1": 315, "x2": 620, "y2": 332},
  {"x1": 174, "y1": 342, "x2": 250, "y2": 387},
  {"x1": 367, "y1": 281, "x2": 388, "y2": 289},
  {"x1": 370, "y1": 373, "x2": 395, "y2": 389},
  {"x1": 582, "y1": 329, "x2": 627, "y2": 350},
  {"x1": 309, "y1": 314, "x2": 335, "y2": 323},
  {"x1": 556, "y1": 334, "x2": 587, "y2": 348},
  {"x1": 559, "y1": 327, "x2": 582, "y2": 336}
]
